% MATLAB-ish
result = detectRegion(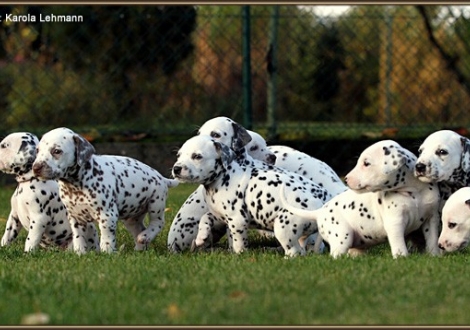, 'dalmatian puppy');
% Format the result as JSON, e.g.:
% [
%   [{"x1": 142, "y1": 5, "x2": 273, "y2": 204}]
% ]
[
  {"x1": 269, "y1": 145, "x2": 347, "y2": 196},
  {"x1": 438, "y1": 187, "x2": 470, "y2": 252},
  {"x1": 278, "y1": 140, "x2": 441, "y2": 258},
  {"x1": 172, "y1": 134, "x2": 331, "y2": 257},
  {"x1": 168, "y1": 116, "x2": 330, "y2": 253},
  {"x1": 32, "y1": 127, "x2": 178, "y2": 254},
  {"x1": 415, "y1": 130, "x2": 470, "y2": 185},
  {"x1": 167, "y1": 118, "x2": 278, "y2": 252},
  {"x1": 415, "y1": 129, "x2": 470, "y2": 207},
  {"x1": 0, "y1": 132, "x2": 99, "y2": 252},
  {"x1": 245, "y1": 130, "x2": 277, "y2": 165}
]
